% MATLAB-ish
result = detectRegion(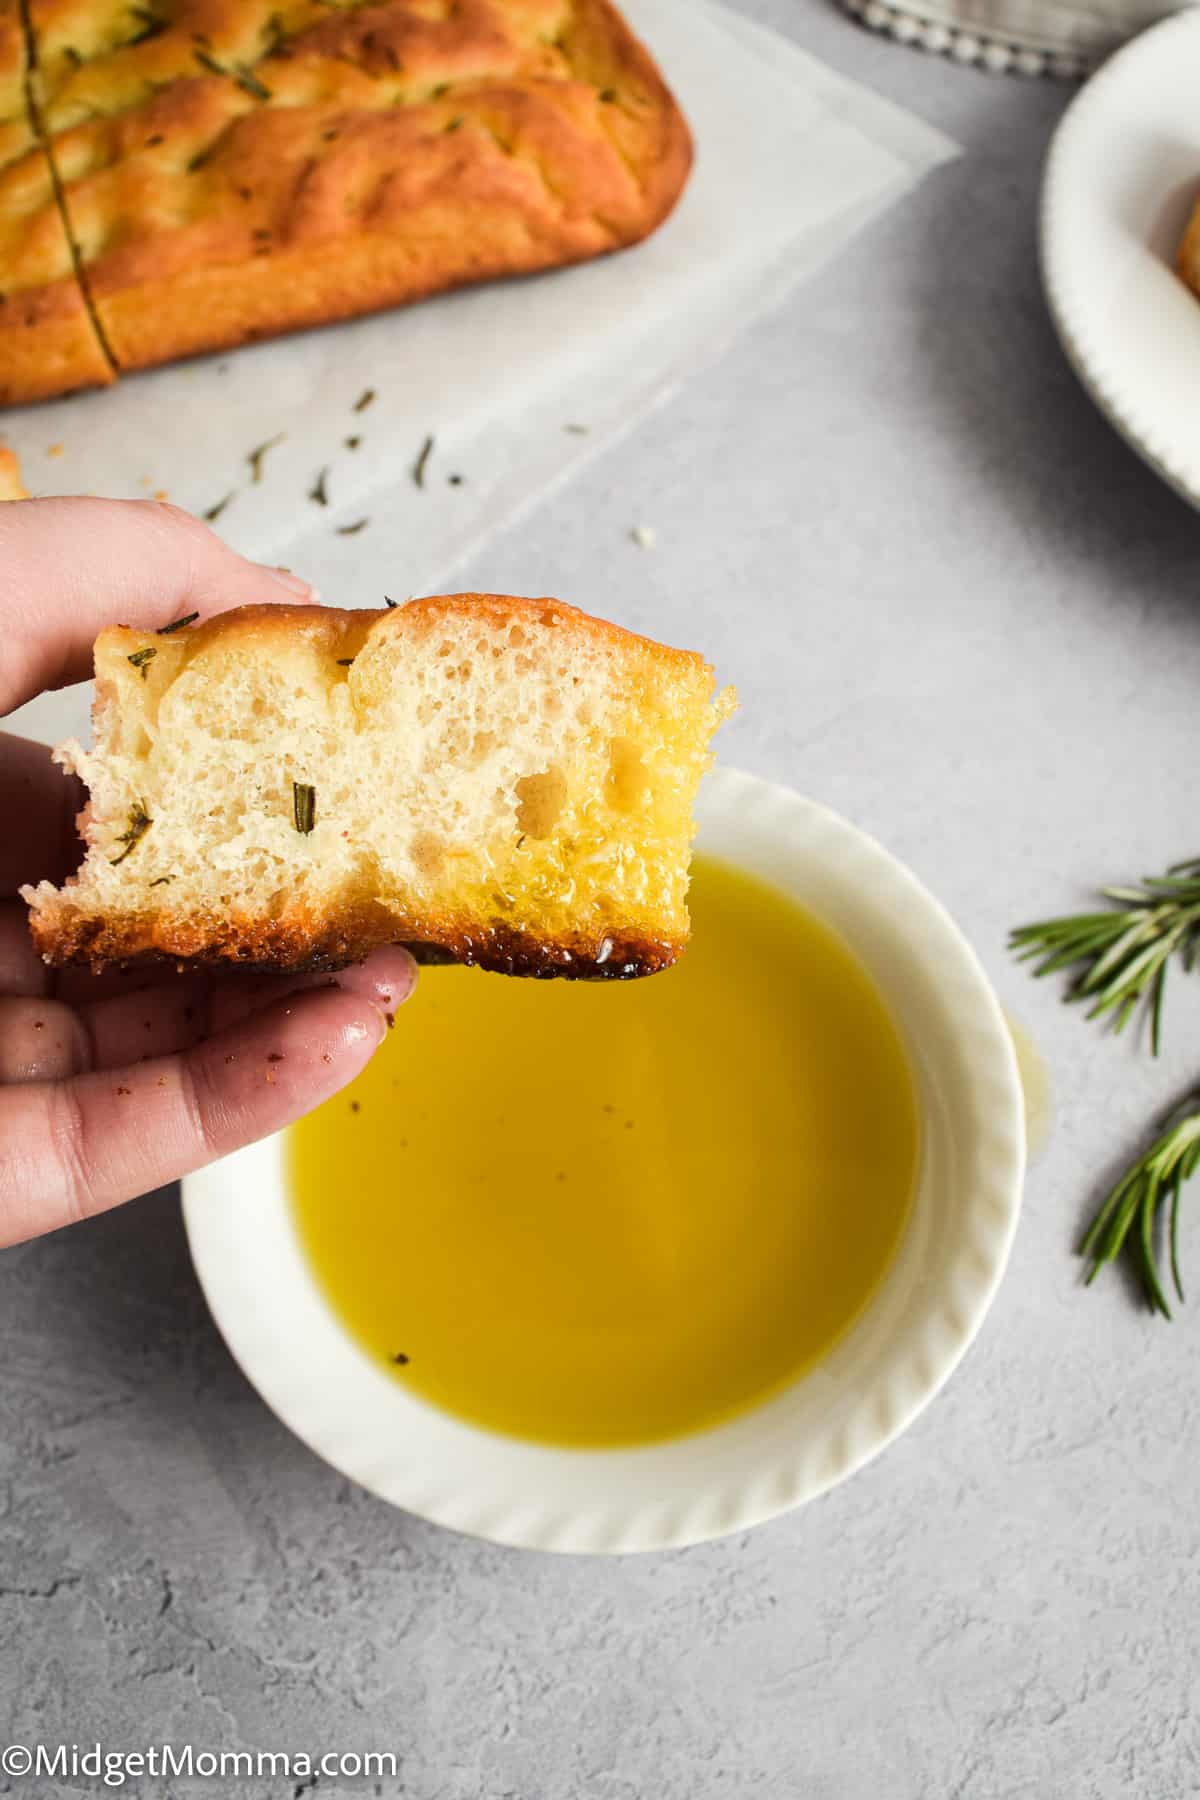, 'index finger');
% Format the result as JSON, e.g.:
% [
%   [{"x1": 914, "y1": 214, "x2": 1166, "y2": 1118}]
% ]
[
  {"x1": 0, "y1": 984, "x2": 390, "y2": 1246},
  {"x1": 0, "y1": 497, "x2": 315, "y2": 716}
]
